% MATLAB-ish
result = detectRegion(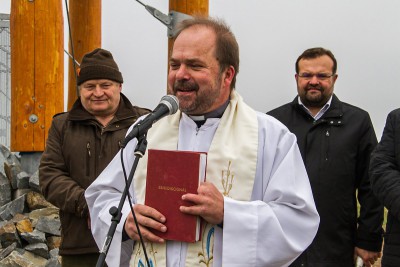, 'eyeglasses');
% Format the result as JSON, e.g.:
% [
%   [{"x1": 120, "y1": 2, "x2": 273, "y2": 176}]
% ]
[{"x1": 297, "y1": 73, "x2": 335, "y2": 80}]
